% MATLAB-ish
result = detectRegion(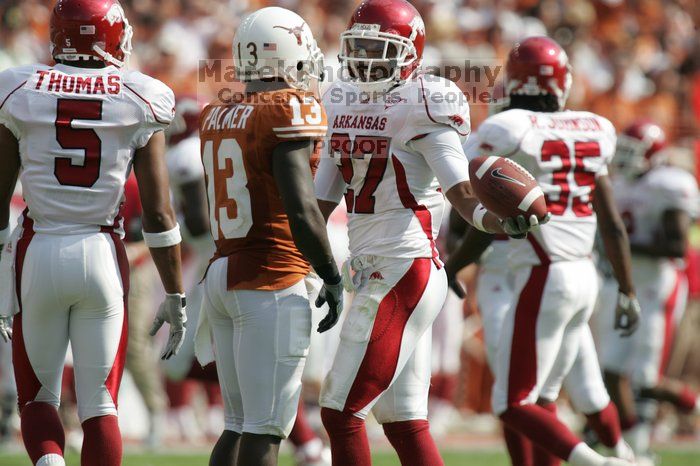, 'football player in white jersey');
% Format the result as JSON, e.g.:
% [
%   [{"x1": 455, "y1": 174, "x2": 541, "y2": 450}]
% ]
[
  {"x1": 598, "y1": 119, "x2": 700, "y2": 460},
  {"x1": 445, "y1": 222, "x2": 634, "y2": 464},
  {"x1": 462, "y1": 37, "x2": 641, "y2": 466},
  {"x1": 163, "y1": 95, "x2": 213, "y2": 382},
  {"x1": 0, "y1": 1, "x2": 186, "y2": 465},
  {"x1": 314, "y1": 1, "x2": 545, "y2": 464}
]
